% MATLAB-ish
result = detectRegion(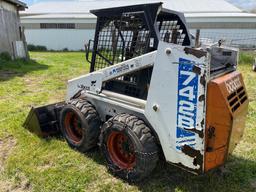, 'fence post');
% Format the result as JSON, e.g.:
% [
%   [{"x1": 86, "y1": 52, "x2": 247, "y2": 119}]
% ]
[{"x1": 195, "y1": 29, "x2": 201, "y2": 48}]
